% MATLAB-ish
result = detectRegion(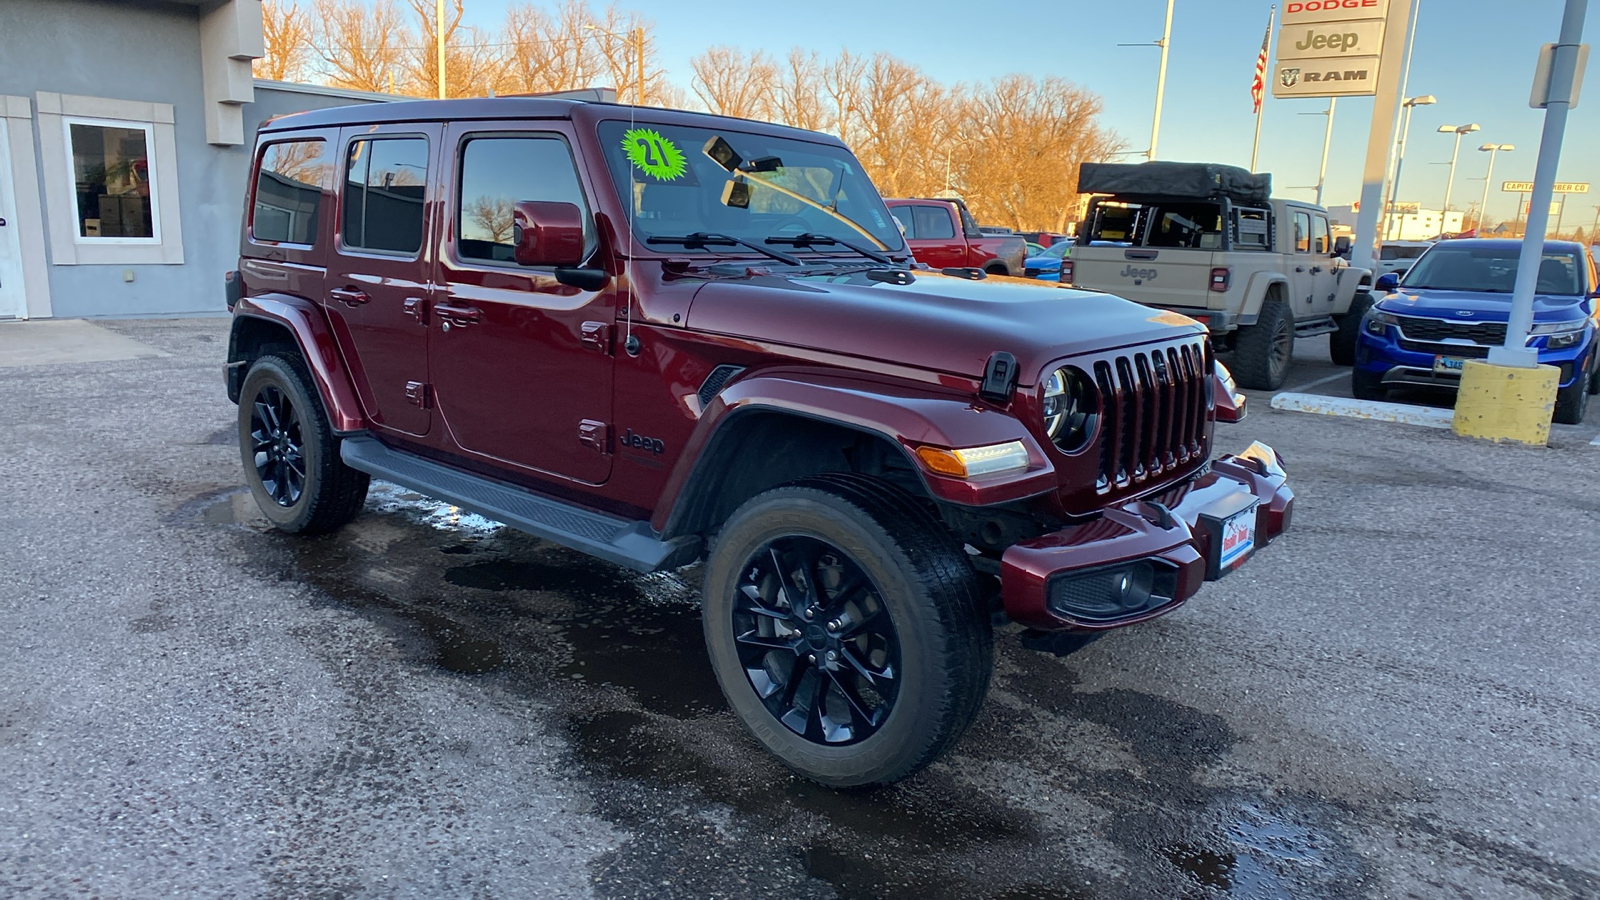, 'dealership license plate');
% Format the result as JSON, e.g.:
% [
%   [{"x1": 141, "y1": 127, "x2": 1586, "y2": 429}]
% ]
[
  {"x1": 1433, "y1": 355, "x2": 1466, "y2": 374},
  {"x1": 1217, "y1": 505, "x2": 1257, "y2": 572}
]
